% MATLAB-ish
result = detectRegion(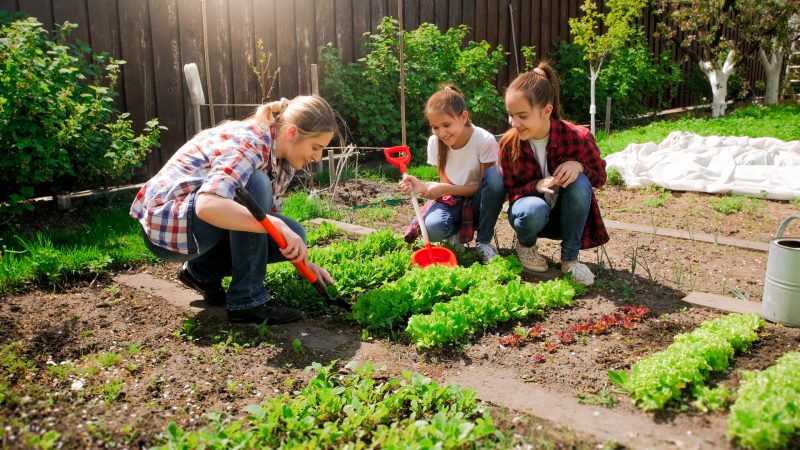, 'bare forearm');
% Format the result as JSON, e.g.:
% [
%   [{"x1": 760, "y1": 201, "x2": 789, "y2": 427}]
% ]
[{"x1": 195, "y1": 193, "x2": 287, "y2": 234}]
